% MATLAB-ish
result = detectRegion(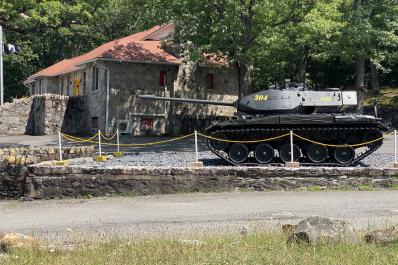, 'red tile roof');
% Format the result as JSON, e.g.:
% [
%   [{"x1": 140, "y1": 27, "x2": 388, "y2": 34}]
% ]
[{"x1": 27, "y1": 24, "x2": 180, "y2": 81}]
